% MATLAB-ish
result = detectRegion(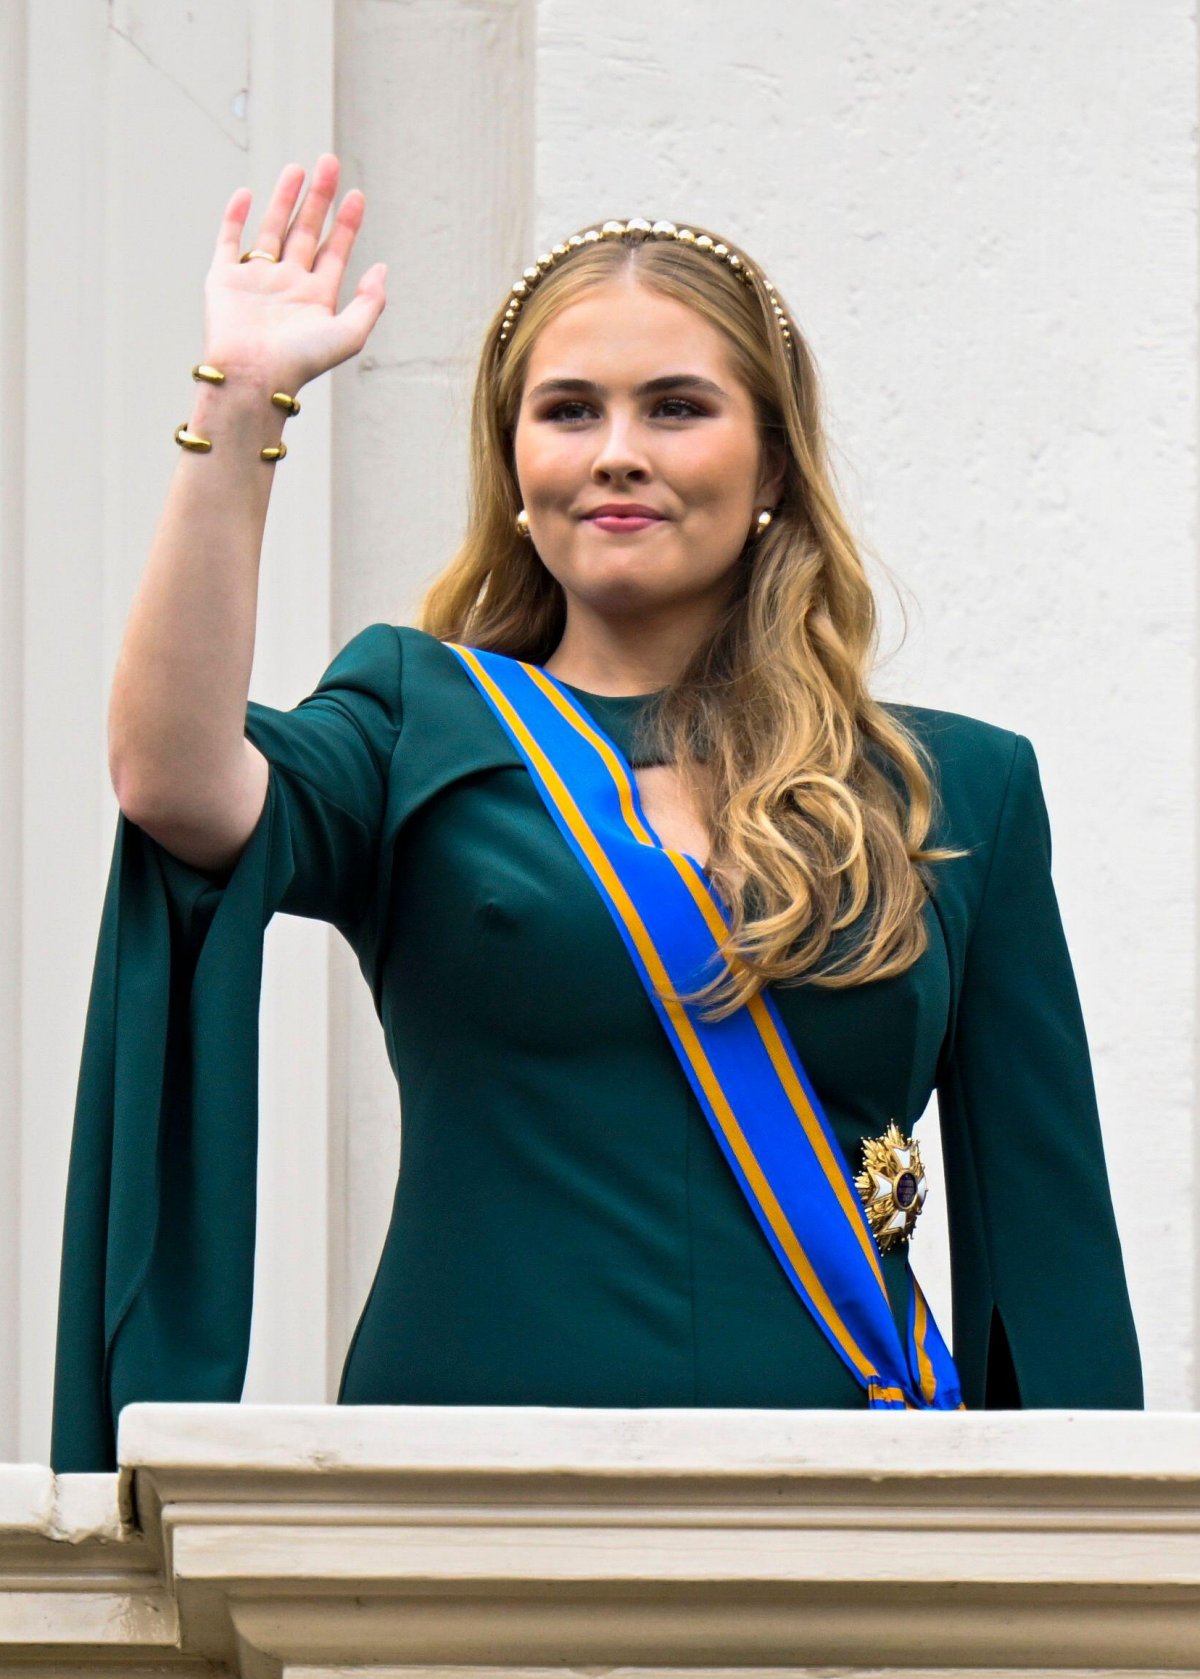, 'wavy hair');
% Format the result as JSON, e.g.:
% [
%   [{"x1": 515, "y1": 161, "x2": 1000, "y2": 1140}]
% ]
[{"x1": 418, "y1": 221, "x2": 967, "y2": 1018}]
